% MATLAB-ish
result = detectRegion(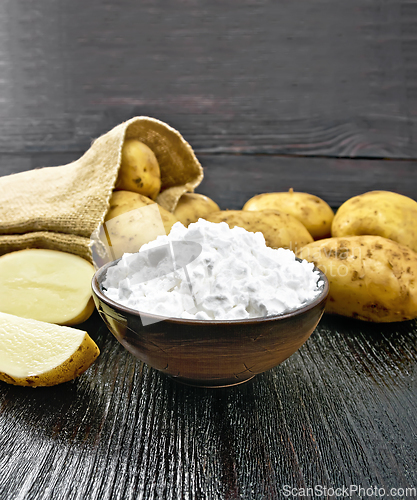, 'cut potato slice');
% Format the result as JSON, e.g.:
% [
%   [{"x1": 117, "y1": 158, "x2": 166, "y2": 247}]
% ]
[
  {"x1": 0, "y1": 311, "x2": 99, "y2": 387},
  {"x1": 0, "y1": 249, "x2": 95, "y2": 325}
]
